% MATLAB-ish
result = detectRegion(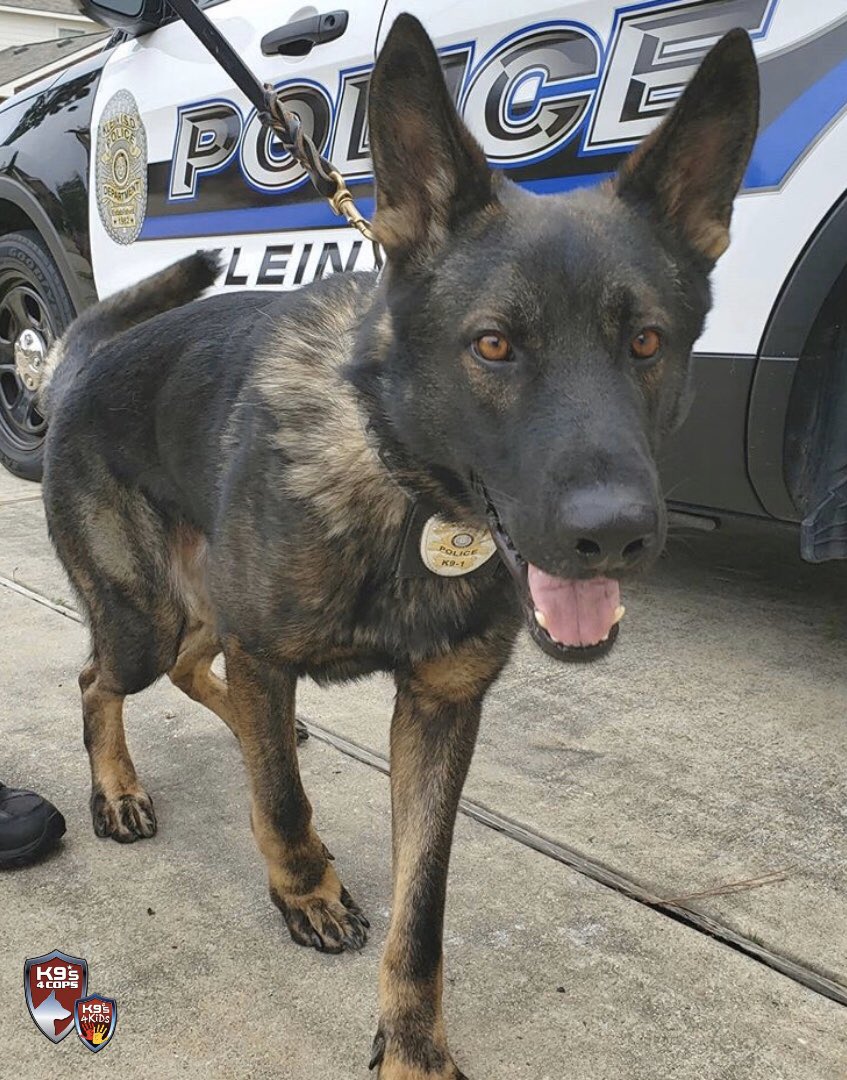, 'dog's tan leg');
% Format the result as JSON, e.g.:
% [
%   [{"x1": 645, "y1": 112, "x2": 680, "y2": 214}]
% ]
[
  {"x1": 169, "y1": 623, "x2": 309, "y2": 744},
  {"x1": 223, "y1": 636, "x2": 367, "y2": 953},
  {"x1": 169, "y1": 623, "x2": 237, "y2": 735},
  {"x1": 372, "y1": 638, "x2": 507, "y2": 1080},
  {"x1": 81, "y1": 663, "x2": 157, "y2": 843}
]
